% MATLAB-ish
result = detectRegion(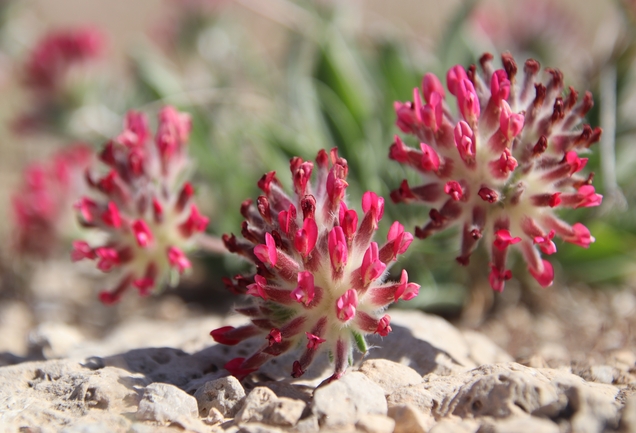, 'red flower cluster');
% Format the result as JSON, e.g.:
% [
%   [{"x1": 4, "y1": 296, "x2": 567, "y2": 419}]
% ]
[
  {"x1": 72, "y1": 107, "x2": 208, "y2": 304},
  {"x1": 390, "y1": 53, "x2": 602, "y2": 291},
  {"x1": 213, "y1": 149, "x2": 418, "y2": 381},
  {"x1": 24, "y1": 27, "x2": 104, "y2": 93},
  {"x1": 12, "y1": 144, "x2": 93, "y2": 257}
]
